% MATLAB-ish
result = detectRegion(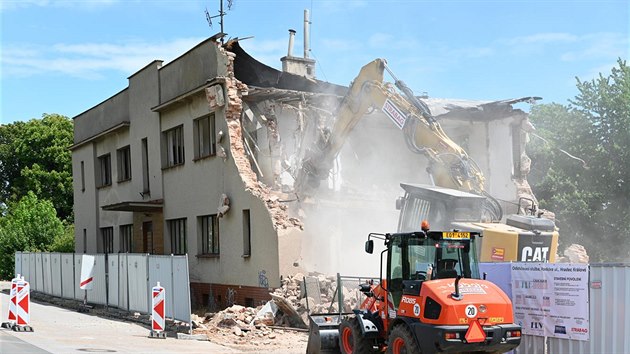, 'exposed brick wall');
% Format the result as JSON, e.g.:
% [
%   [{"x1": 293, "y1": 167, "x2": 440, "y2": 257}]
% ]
[{"x1": 190, "y1": 281, "x2": 272, "y2": 311}]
